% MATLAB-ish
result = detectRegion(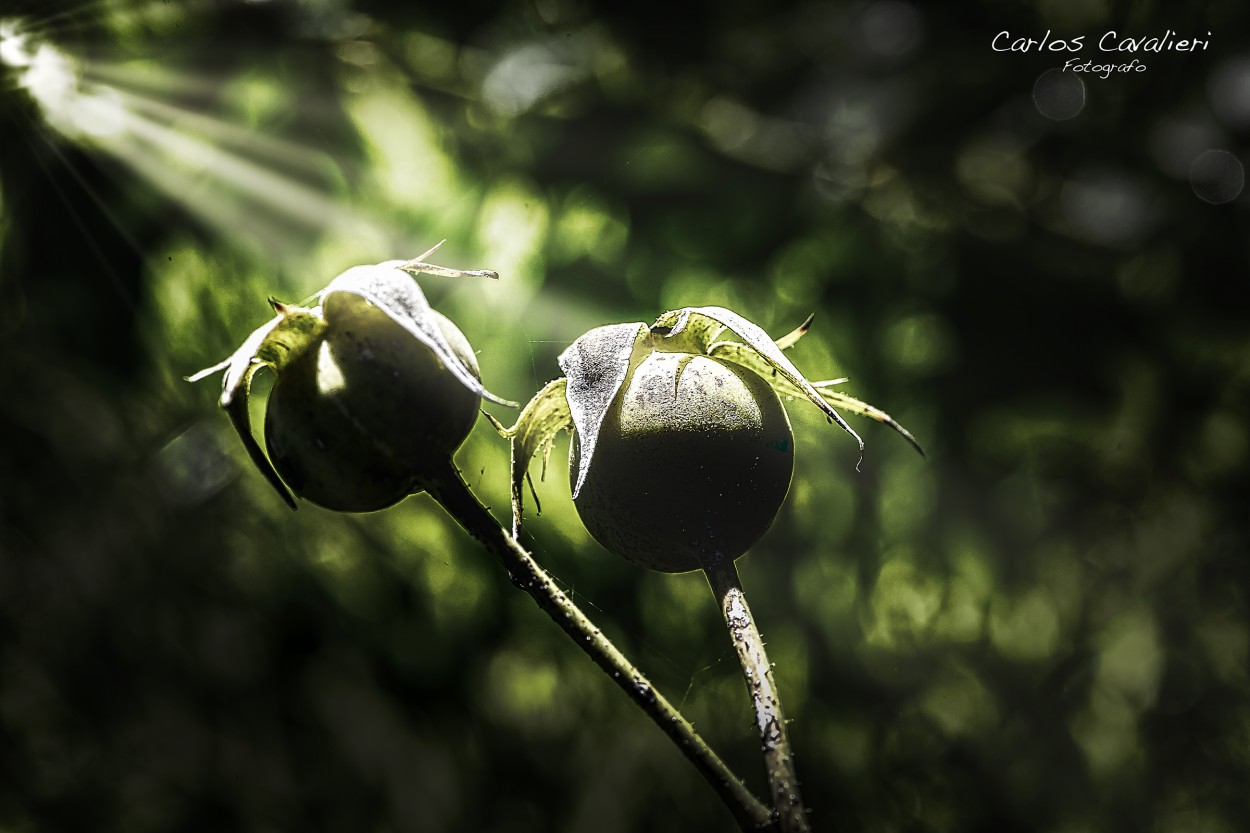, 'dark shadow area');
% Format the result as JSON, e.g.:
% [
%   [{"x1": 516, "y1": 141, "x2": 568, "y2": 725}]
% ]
[{"x1": 2, "y1": 1, "x2": 1248, "y2": 831}]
